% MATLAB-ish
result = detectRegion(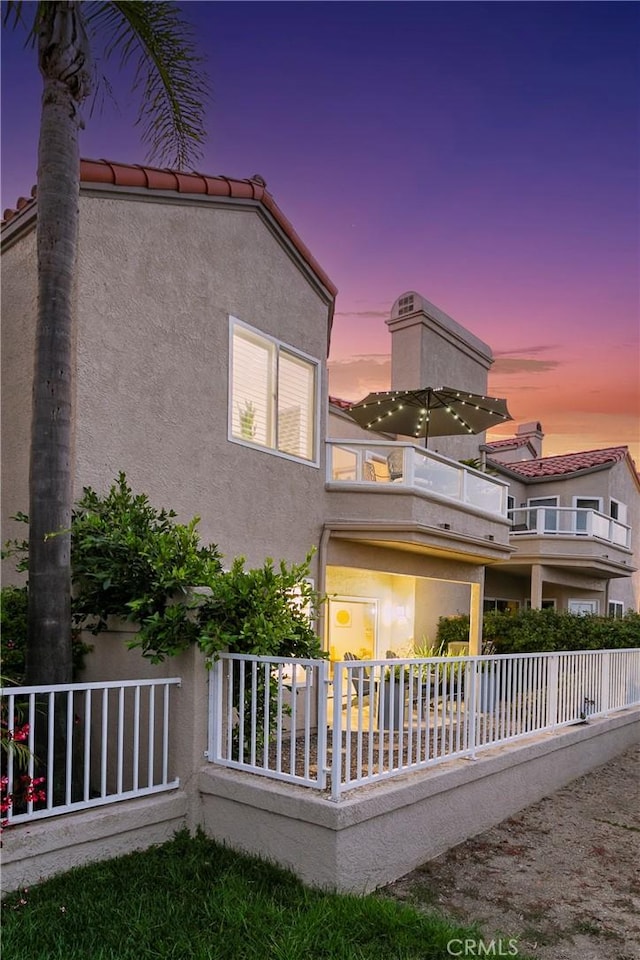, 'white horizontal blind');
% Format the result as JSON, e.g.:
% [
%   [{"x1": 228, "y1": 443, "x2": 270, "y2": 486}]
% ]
[
  {"x1": 231, "y1": 328, "x2": 274, "y2": 447},
  {"x1": 278, "y1": 350, "x2": 315, "y2": 460}
]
